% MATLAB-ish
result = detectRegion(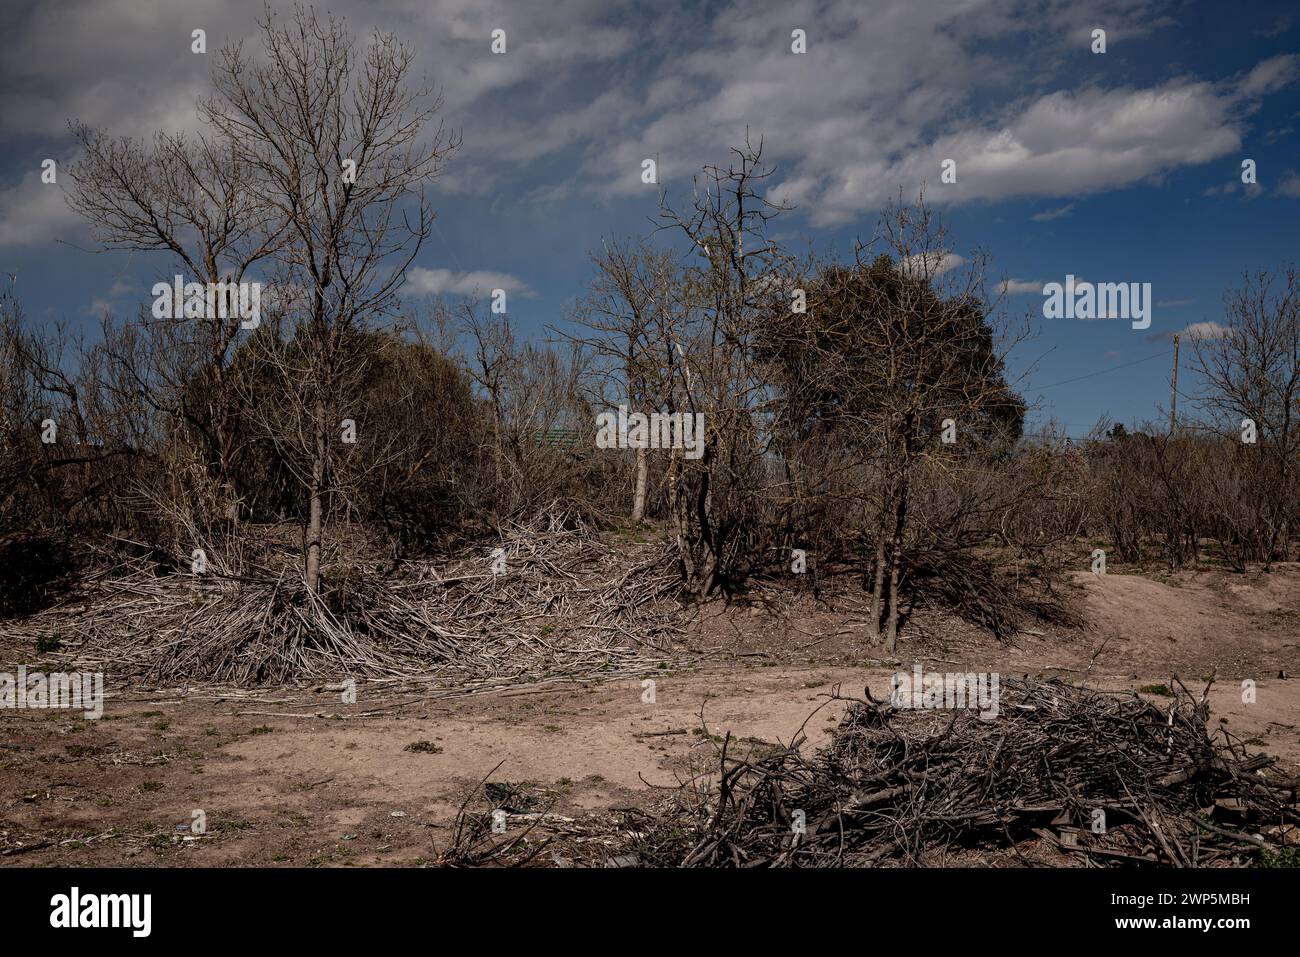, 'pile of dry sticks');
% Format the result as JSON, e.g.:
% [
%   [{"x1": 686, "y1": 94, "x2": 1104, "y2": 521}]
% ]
[
  {"x1": 1, "y1": 508, "x2": 689, "y2": 690},
  {"x1": 627, "y1": 676, "x2": 1299, "y2": 867}
]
